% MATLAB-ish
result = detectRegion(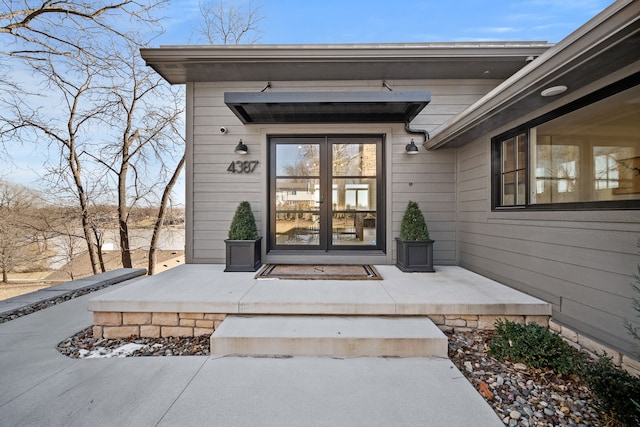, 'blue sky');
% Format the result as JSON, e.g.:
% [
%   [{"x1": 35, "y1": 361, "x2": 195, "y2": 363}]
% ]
[
  {"x1": 158, "y1": 0, "x2": 613, "y2": 46},
  {"x1": 4, "y1": 0, "x2": 615, "y2": 203}
]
